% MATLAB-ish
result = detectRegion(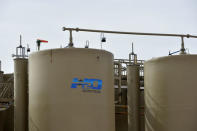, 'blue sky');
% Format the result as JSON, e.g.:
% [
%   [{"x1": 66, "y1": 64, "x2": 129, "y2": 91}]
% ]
[{"x1": 0, "y1": 0, "x2": 197, "y2": 73}]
